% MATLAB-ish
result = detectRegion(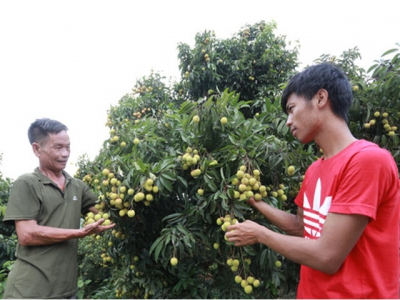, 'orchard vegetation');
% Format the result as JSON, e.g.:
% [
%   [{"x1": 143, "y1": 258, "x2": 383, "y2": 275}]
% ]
[
  {"x1": 1, "y1": 20, "x2": 399, "y2": 299},
  {"x1": 0, "y1": 155, "x2": 16, "y2": 296}
]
